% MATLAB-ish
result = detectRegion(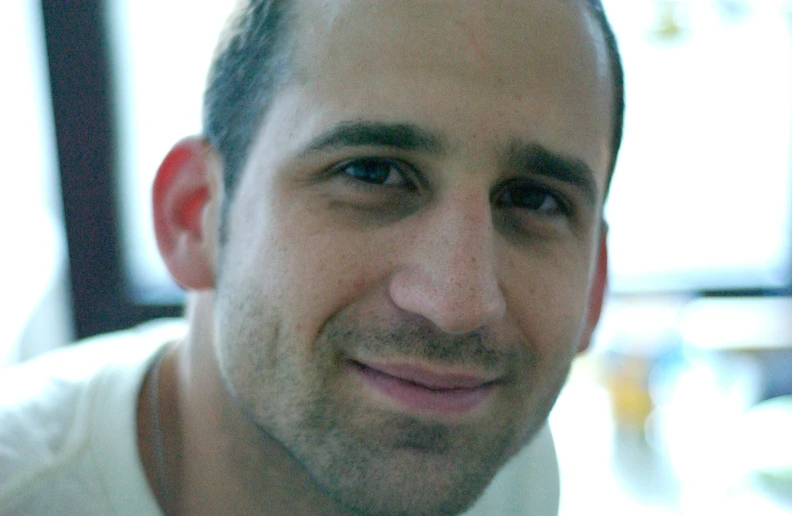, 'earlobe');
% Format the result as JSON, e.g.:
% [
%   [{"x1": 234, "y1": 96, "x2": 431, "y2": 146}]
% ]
[
  {"x1": 577, "y1": 228, "x2": 609, "y2": 353},
  {"x1": 152, "y1": 136, "x2": 222, "y2": 290}
]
